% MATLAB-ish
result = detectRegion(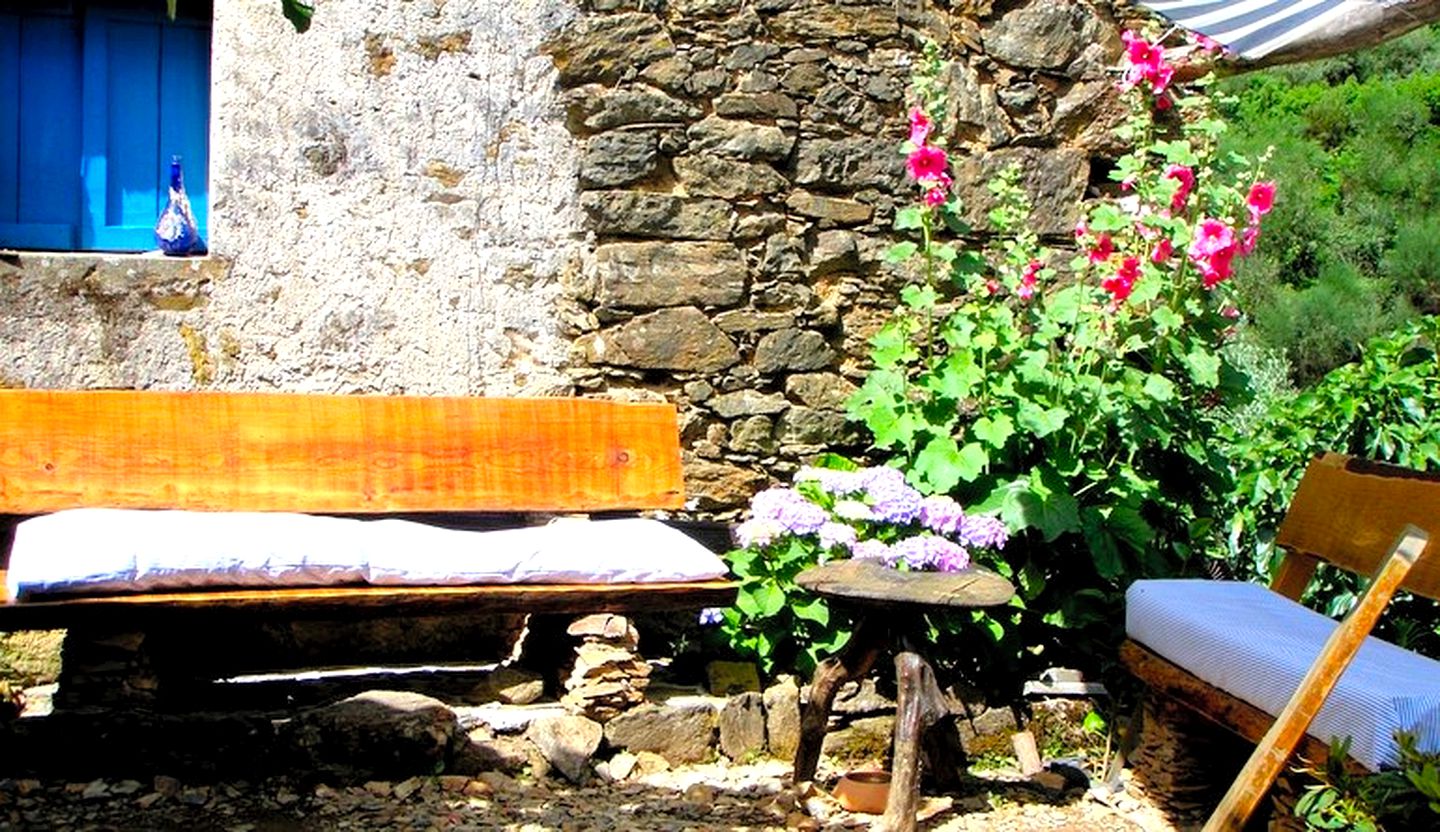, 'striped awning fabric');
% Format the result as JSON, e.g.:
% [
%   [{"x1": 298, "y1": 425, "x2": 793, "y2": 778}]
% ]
[{"x1": 1136, "y1": 0, "x2": 1436, "y2": 62}]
